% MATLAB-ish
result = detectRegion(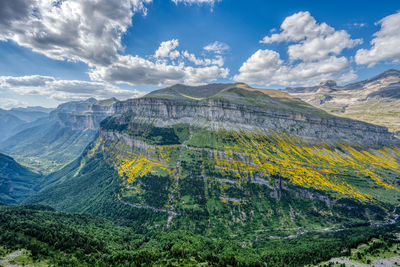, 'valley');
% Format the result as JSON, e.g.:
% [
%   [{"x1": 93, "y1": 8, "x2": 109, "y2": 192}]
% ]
[
  {"x1": 0, "y1": 98, "x2": 117, "y2": 174},
  {"x1": 2, "y1": 1, "x2": 400, "y2": 265},
  {"x1": 1, "y1": 77, "x2": 400, "y2": 266}
]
